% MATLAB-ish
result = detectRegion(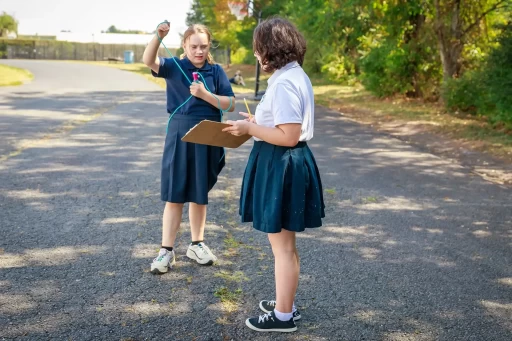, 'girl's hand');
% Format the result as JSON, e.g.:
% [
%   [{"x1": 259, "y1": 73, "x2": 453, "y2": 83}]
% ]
[
  {"x1": 223, "y1": 120, "x2": 251, "y2": 136},
  {"x1": 157, "y1": 22, "x2": 170, "y2": 39},
  {"x1": 190, "y1": 81, "x2": 207, "y2": 99},
  {"x1": 239, "y1": 112, "x2": 255, "y2": 123}
]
